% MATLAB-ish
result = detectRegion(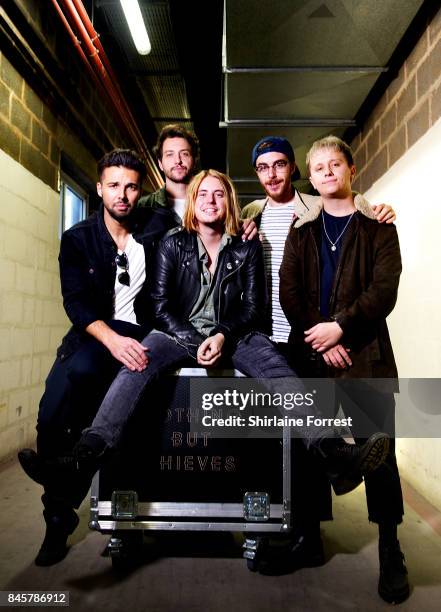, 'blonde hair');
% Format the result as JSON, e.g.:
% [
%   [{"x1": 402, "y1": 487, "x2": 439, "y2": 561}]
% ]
[
  {"x1": 183, "y1": 169, "x2": 241, "y2": 236},
  {"x1": 306, "y1": 135, "x2": 354, "y2": 173}
]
